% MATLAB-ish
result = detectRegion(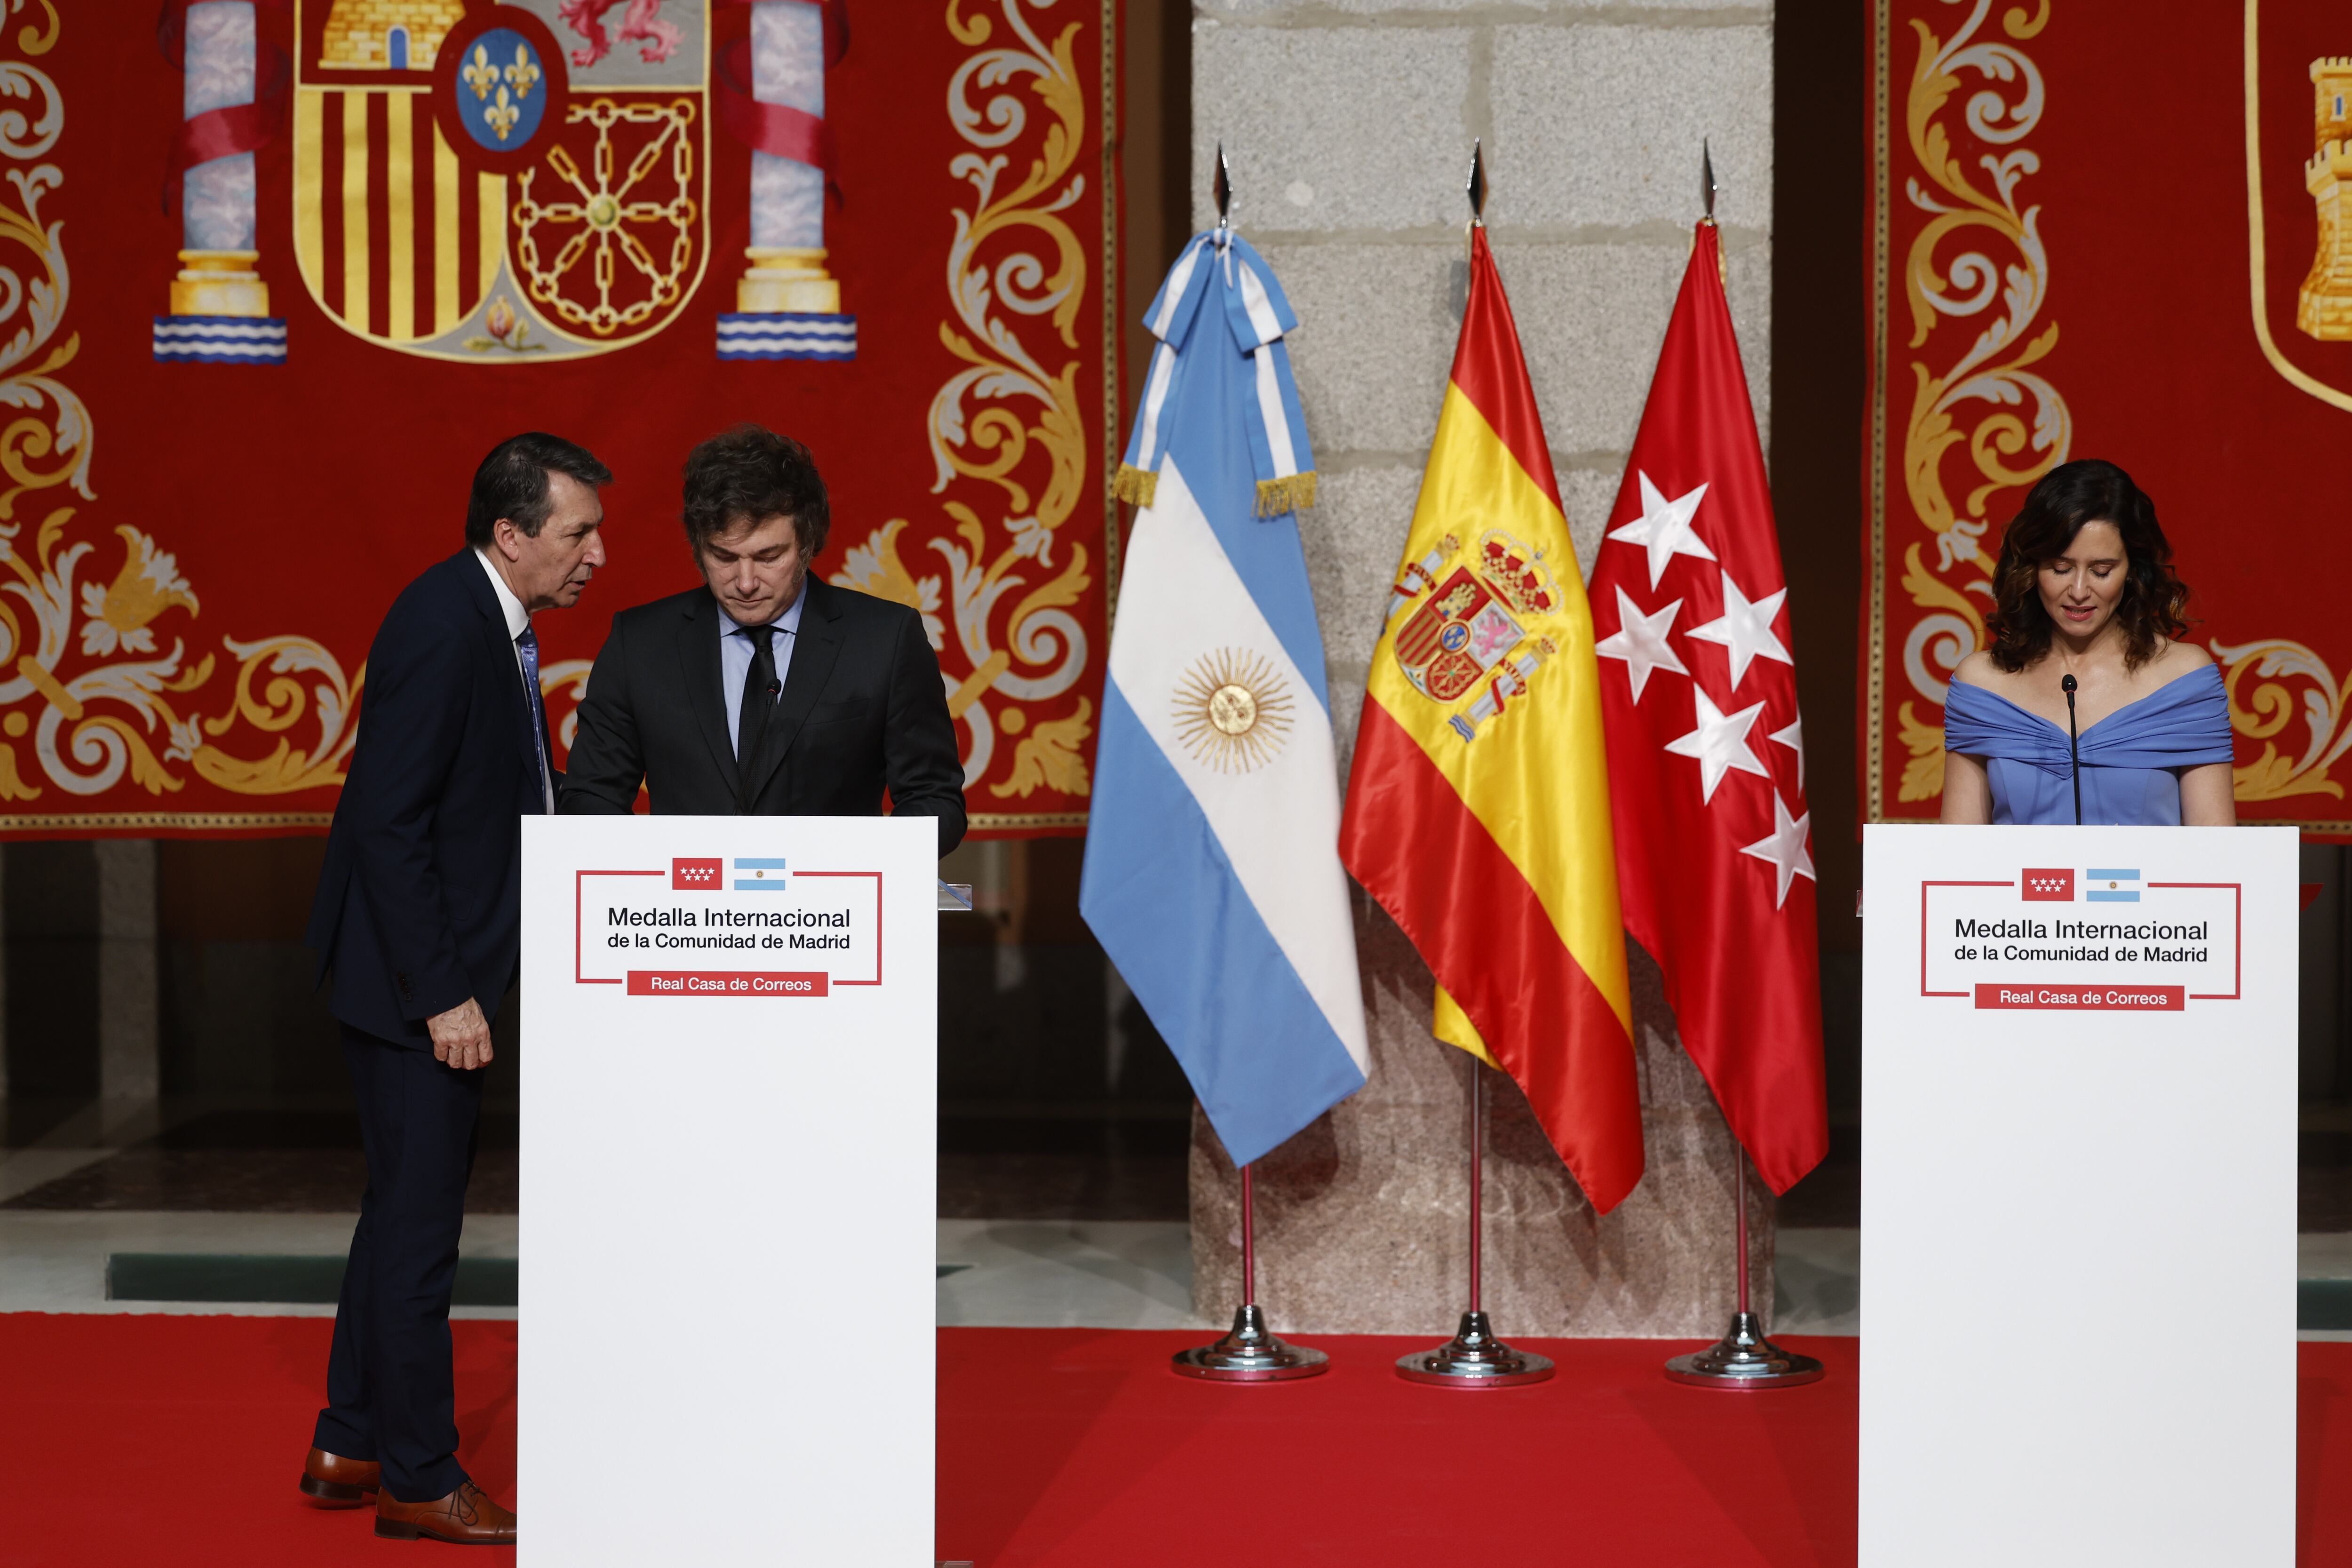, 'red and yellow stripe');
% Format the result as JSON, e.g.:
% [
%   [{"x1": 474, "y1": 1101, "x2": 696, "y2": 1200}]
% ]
[
  {"x1": 294, "y1": 87, "x2": 505, "y2": 342},
  {"x1": 1341, "y1": 227, "x2": 1642, "y2": 1211}
]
